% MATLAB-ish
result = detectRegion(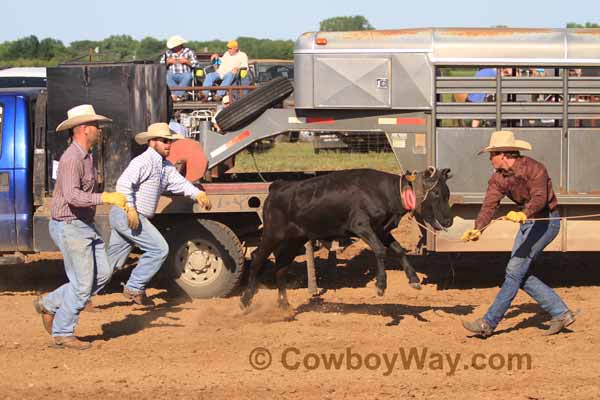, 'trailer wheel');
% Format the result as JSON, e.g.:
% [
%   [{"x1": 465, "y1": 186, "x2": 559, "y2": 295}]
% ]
[
  {"x1": 166, "y1": 219, "x2": 244, "y2": 298},
  {"x1": 215, "y1": 77, "x2": 293, "y2": 132}
]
